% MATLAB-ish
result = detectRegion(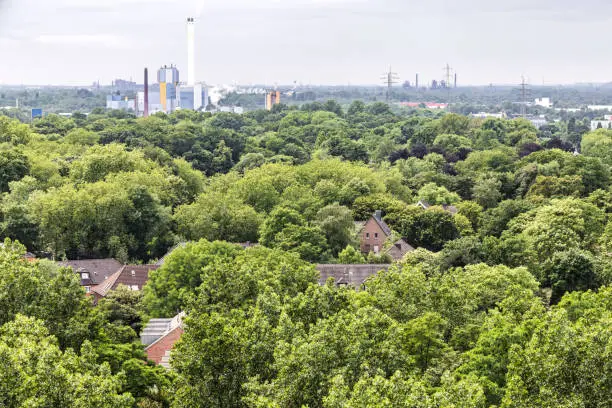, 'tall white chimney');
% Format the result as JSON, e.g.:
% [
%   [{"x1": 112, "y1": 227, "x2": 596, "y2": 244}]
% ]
[{"x1": 187, "y1": 17, "x2": 196, "y2": 86}]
